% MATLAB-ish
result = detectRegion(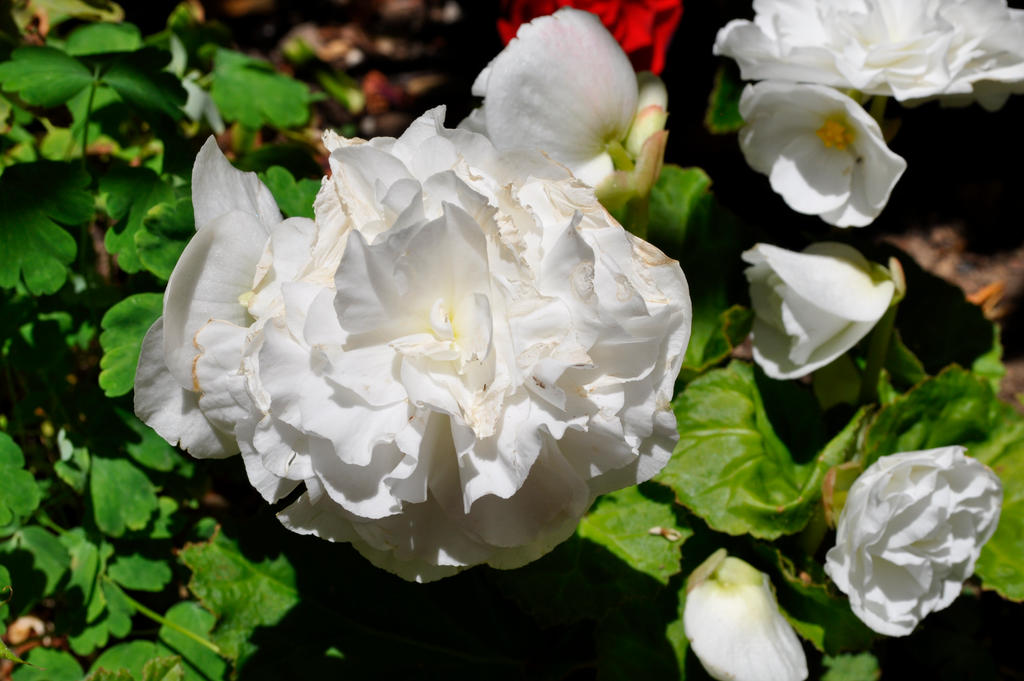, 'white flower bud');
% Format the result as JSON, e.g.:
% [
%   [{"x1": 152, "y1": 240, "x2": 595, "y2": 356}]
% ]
[
  {"x1": 685, "y1": 550, "x2": 808, "y2": 681},
  {"x1": 743, "y1": 242, "x2": 895, "y2": 380},
  {"x1": 825, "y1": 446, "x2": 1003, "y2": 636}
]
